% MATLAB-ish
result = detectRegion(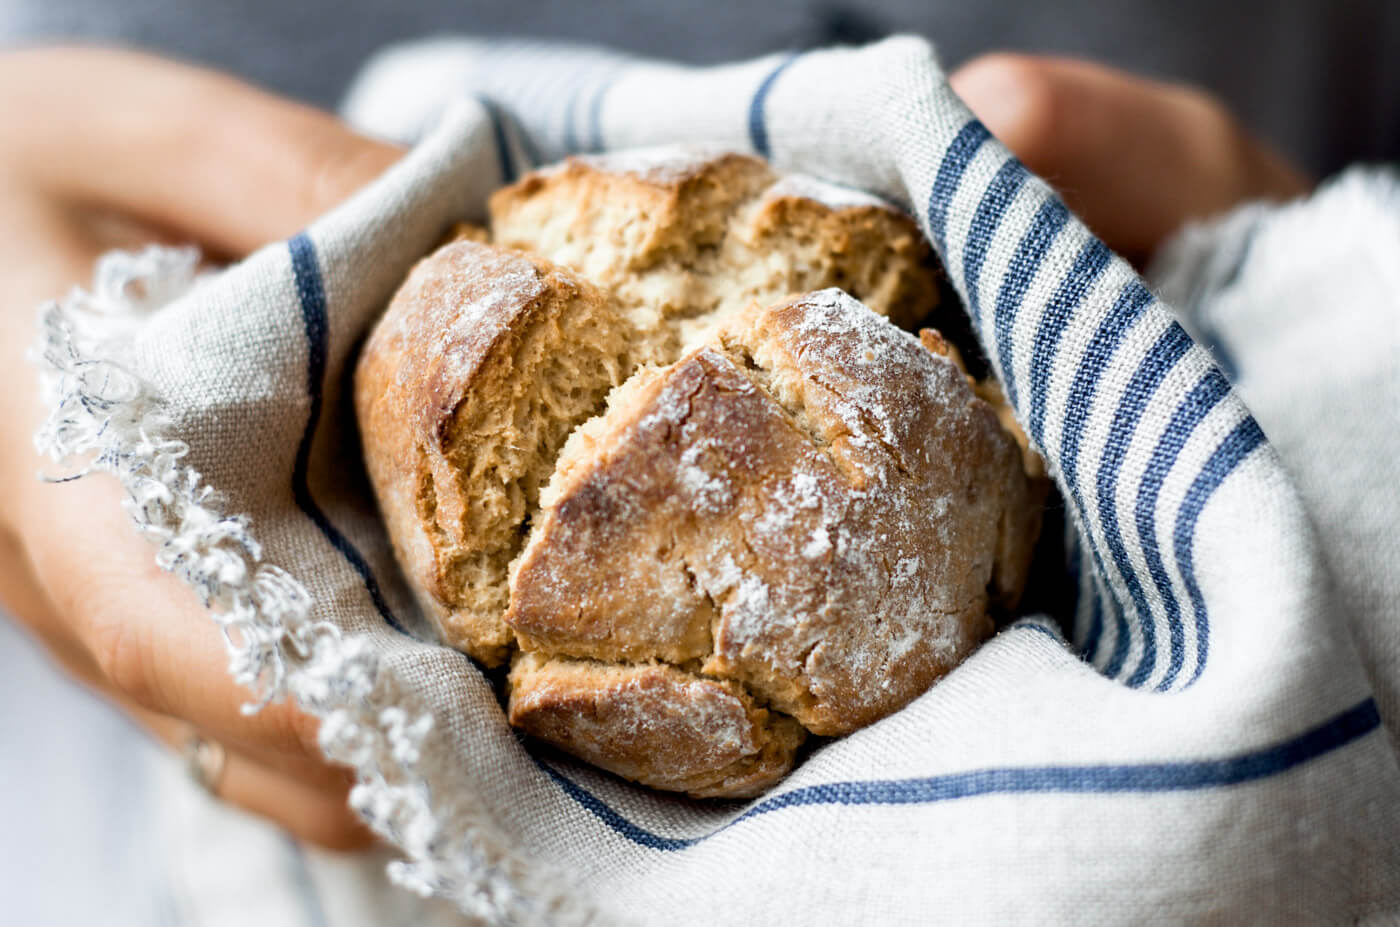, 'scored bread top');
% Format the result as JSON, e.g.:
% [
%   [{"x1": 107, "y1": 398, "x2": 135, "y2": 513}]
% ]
[
  {"x1": 354, "y1": 240, "x2": 635, "y2": 665},
  {"x1": 507, "y1": 652, "x2": 806, "y2": 799},
  {"x1": 506, "y1": 288, "x2": 1038, "y2": 736},
  {"x1": 489, "y1": 146, "x2": 938, "y2": 348},
  {"x1": 356, "y1": 148, "x2": 1039, "y2": 796},
  {"x1": 358, "y1": 150, "x2": 947, "y2": 669}
]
